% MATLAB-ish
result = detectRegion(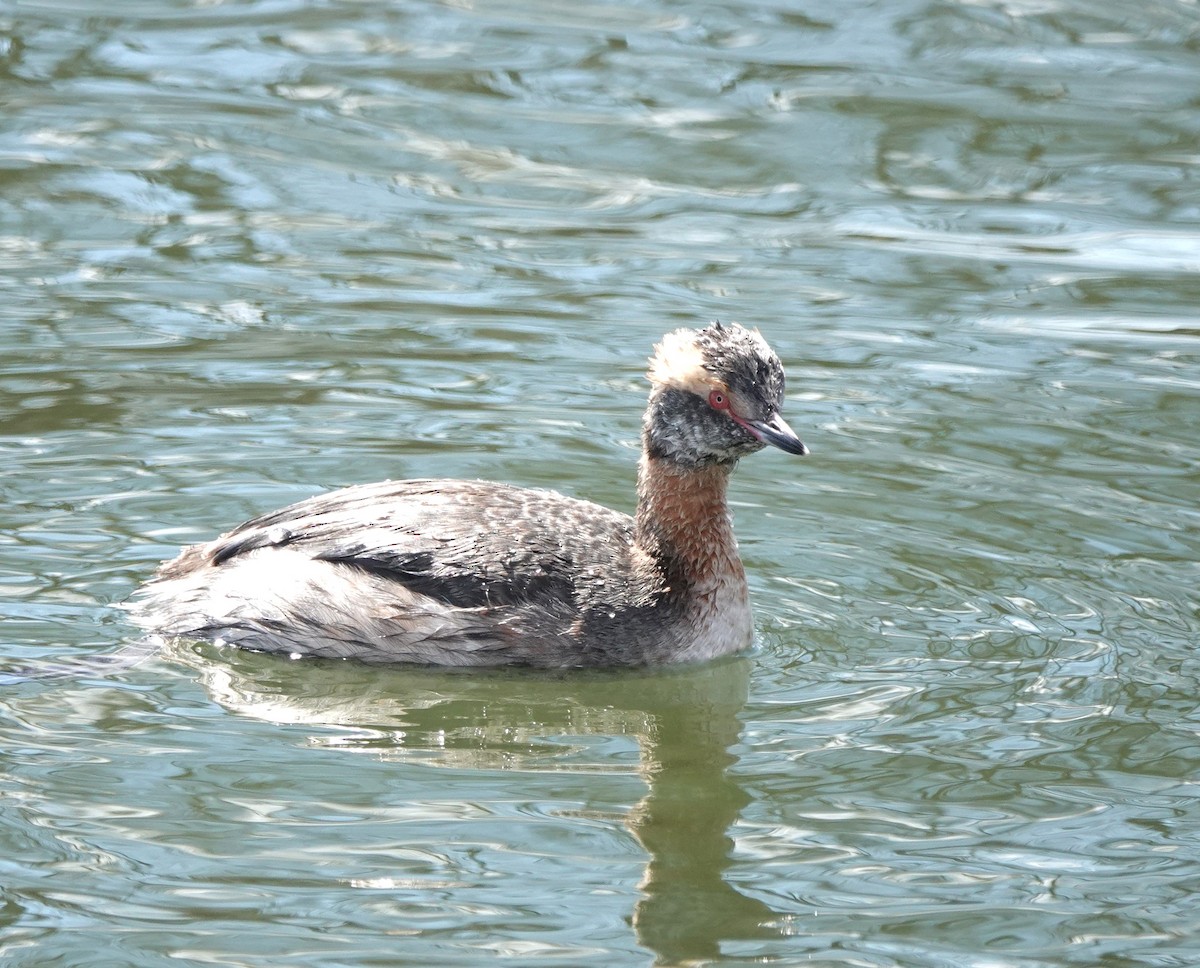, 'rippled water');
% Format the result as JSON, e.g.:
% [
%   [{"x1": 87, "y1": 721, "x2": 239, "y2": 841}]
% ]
[{"x1": 3, "y1": 1, "x2": 1199, "y2": 965}]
